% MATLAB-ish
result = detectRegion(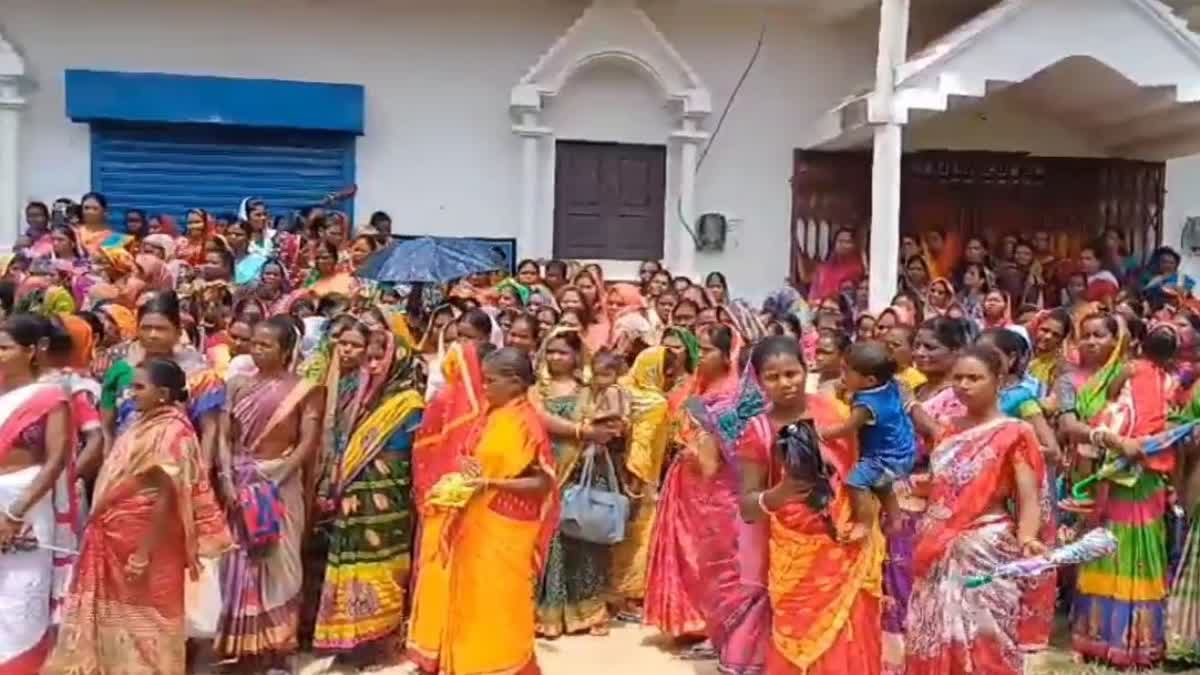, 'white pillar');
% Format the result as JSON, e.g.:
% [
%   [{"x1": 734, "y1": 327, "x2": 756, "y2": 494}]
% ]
[
  {"x1": 0, "y1": 78, "x2": 22, "y2": 252},
  {"x1": 867, "y1": 0, "x2": 910, "y2": 312},
  {"x1": 869, "y1": 125, "x2": 902, "y2": 312},
  {"x1": 673, "y1": 118, "x2": 706, "y2": 280},
  {"x1": 514, "y1": 110, "x2": 547, "y2": 262}
]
